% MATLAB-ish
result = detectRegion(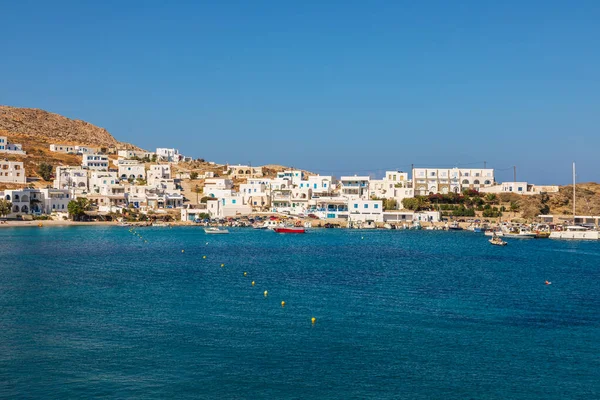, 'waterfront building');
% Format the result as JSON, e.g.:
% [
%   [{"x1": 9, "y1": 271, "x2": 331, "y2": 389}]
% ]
[
  {"x1": 412, "y1": 167, "x2": 495, "y2": 195},
  {"x1": 205, "y1": 196, "x2": 252, "y2": 218},
  {"x1": 347, "y1": 199, "x2": 384, "y2": 223},
  {"x1": 0, "y1": 160, "x2": 26, "y2": 184},
  {"x1": 306, "y1": 197, "x2": 348, "y2": 220}
]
